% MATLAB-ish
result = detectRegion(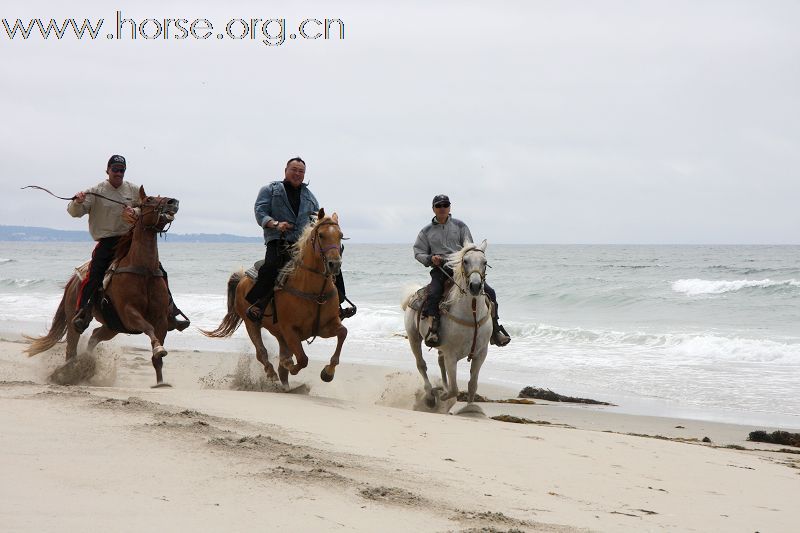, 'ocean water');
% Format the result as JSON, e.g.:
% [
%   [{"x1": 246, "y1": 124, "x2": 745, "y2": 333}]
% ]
[{"x1": 1, "y1": 242, "x2": 798, "y2": 428}]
